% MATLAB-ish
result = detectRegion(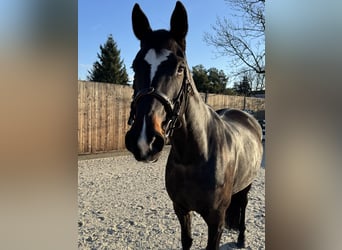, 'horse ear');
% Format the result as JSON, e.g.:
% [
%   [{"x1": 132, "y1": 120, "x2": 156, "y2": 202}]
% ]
[
  {"x1": 170, "y1": 1, "x2": 188, "y2": 50},
  {"x1": 132, "y1": 3, "x2": 152, "y2": 41}
]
